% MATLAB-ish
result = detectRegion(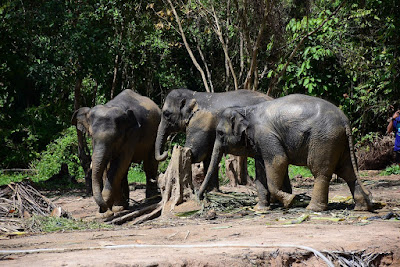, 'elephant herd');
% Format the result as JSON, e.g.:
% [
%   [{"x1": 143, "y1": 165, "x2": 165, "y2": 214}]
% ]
[{"x1": 72, "y1": 88, "x2": 372, "y2": 218}]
